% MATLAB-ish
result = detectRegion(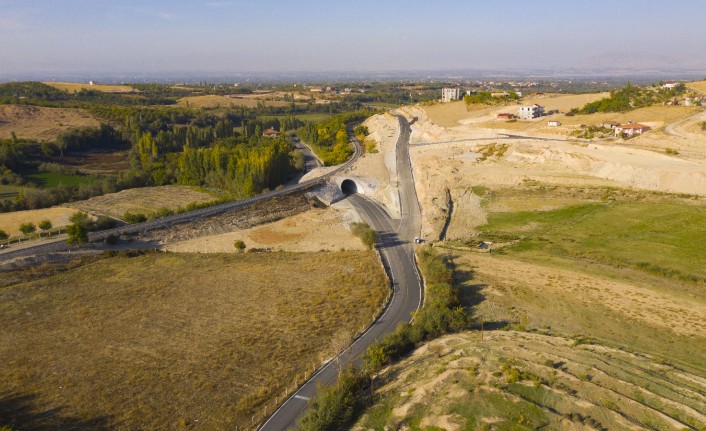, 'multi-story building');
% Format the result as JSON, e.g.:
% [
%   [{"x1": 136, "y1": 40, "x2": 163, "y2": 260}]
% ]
[
  {"x1": 441, "y1": 87, "x2": 461, "y2": 102},
  {"x1": 517, "y1": 104, "x2": 545, "y2": 119}
]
